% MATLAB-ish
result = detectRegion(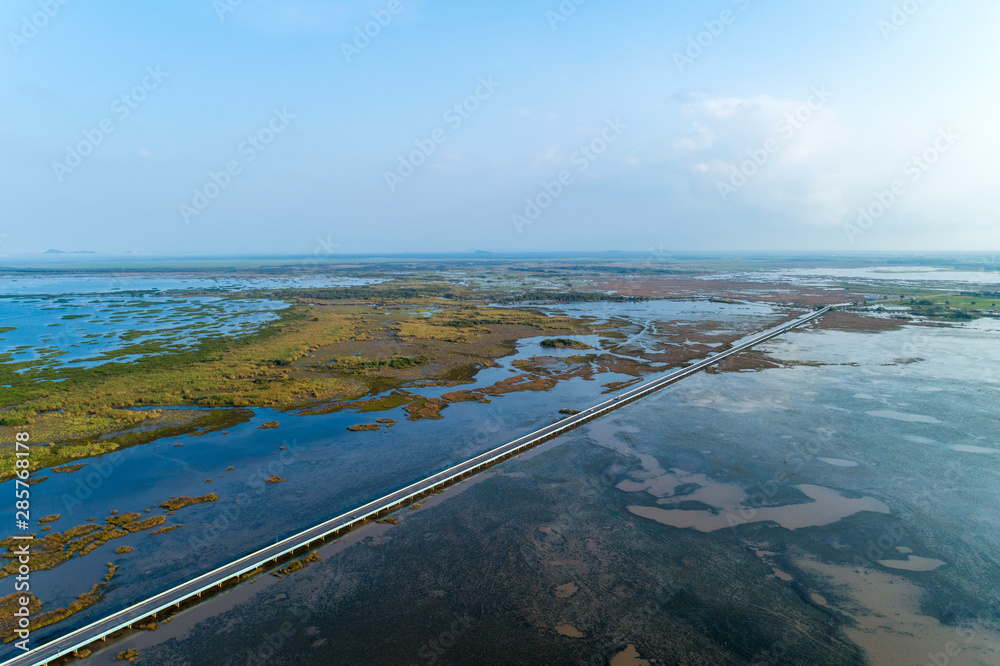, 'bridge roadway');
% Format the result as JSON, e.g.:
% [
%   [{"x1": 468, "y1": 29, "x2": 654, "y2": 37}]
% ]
[{"x1": 5, "y1": 305, "x2": 836, "y2": 666}]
